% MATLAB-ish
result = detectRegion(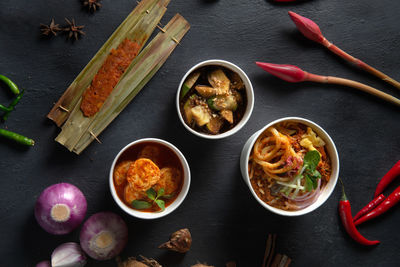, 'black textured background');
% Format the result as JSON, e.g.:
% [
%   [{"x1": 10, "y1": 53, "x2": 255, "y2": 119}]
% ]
[{"x1": 1, "y1": 0, "x2": 399, "y2": 266}]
